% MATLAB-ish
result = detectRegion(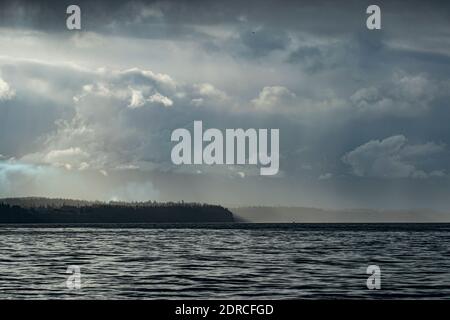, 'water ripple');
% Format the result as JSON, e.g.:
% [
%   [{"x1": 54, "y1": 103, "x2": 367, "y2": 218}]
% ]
[{"x1": 0, "y1": 224, "x2": 449, "y2": 299}]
